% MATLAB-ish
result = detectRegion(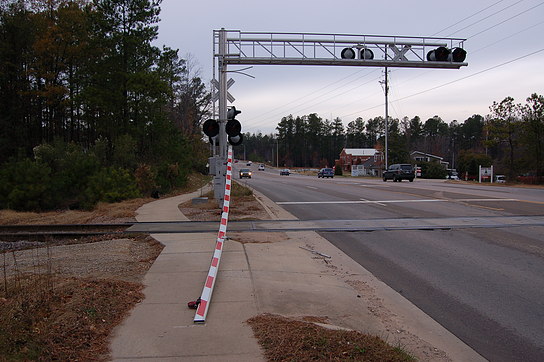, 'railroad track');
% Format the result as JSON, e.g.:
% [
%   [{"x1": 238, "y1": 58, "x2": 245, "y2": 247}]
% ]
[{"x1": 0, "y1": 223, "x2": 136, "y2": 239}]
